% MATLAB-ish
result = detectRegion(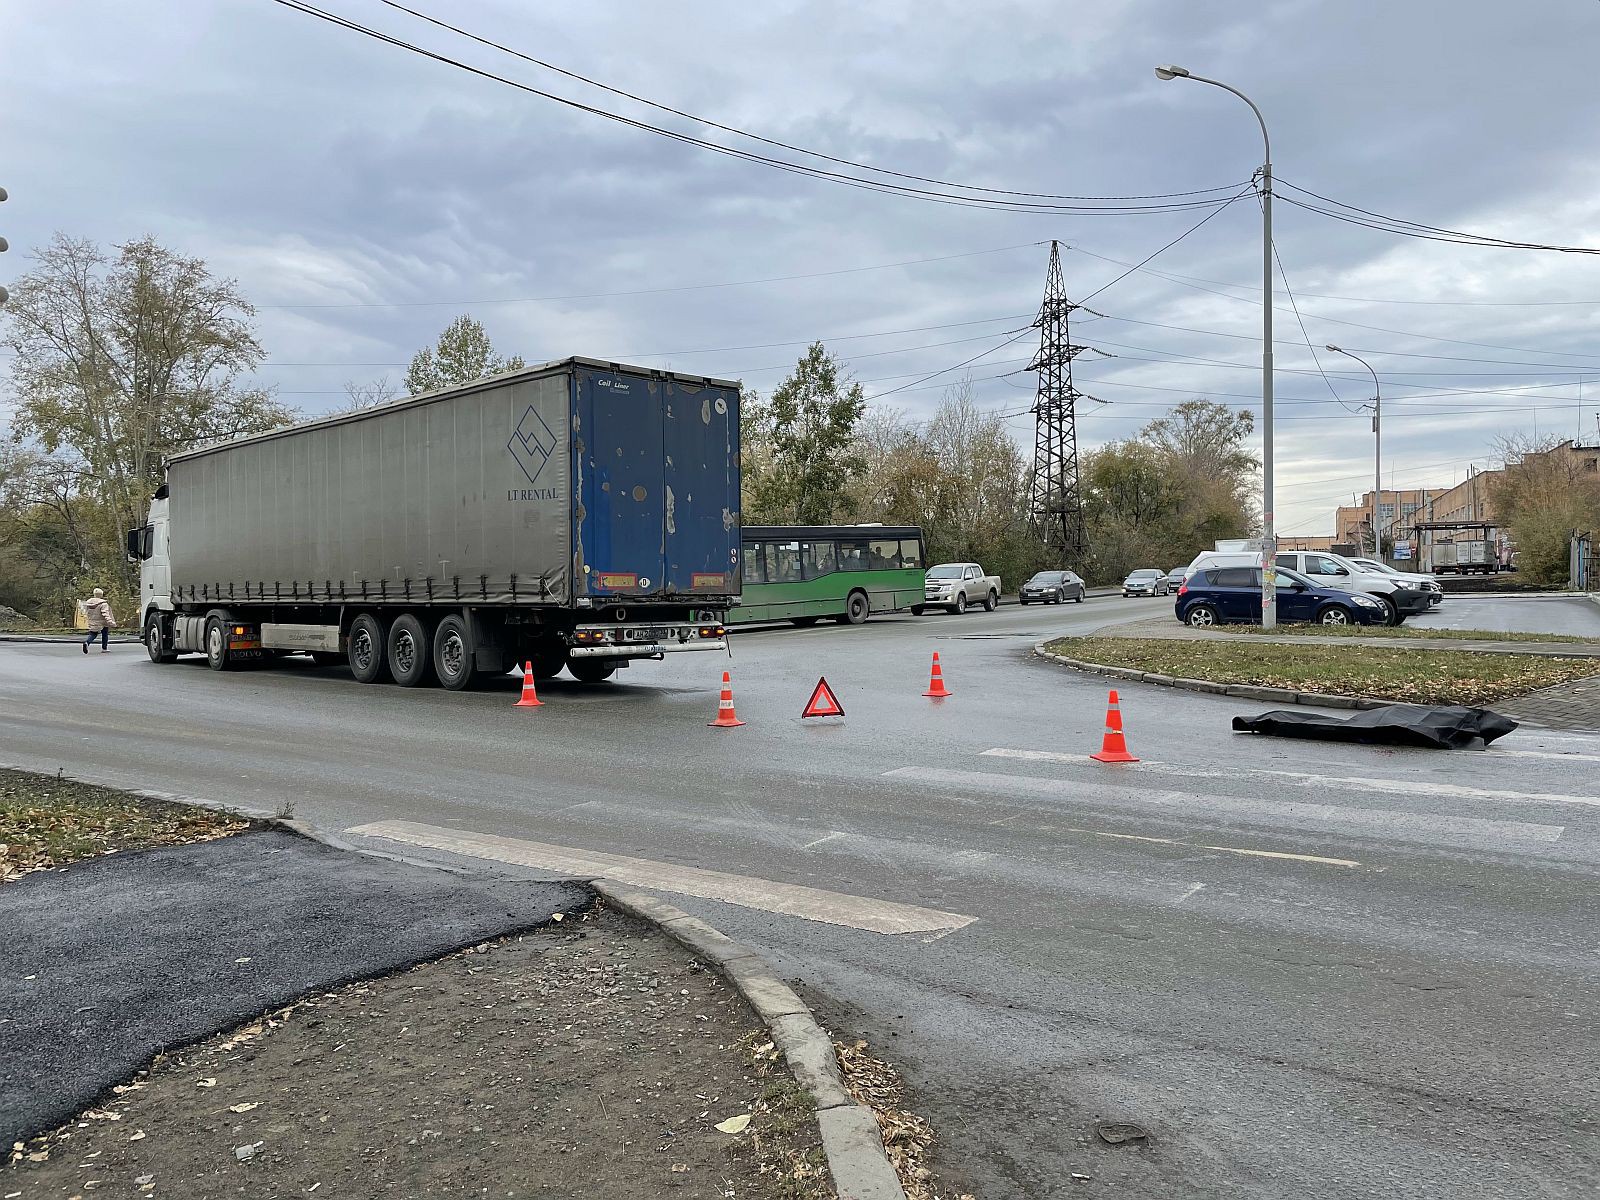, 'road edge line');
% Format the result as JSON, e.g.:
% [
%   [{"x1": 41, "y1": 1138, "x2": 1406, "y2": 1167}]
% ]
[{"x1": 596, "y1": 880, "x2": 908, "y2": 1200}]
